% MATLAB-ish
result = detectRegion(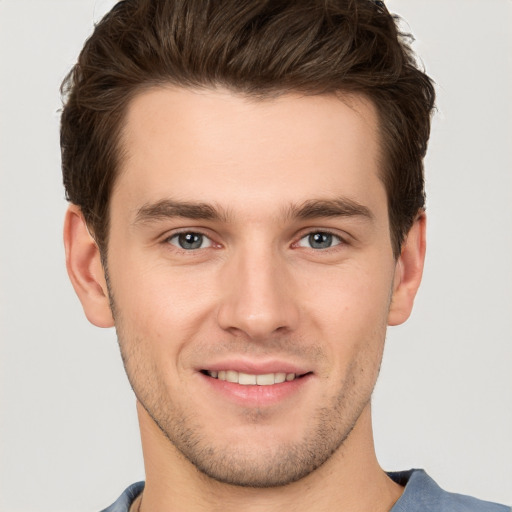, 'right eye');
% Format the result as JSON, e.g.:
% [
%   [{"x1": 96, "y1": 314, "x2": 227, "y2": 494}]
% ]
[
  {"x1": 296, "y1": 231, "x2": 343, "y2": 250},
  {"x1": 167, "y1": 232, "x2": 213, "y2": 250}
]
